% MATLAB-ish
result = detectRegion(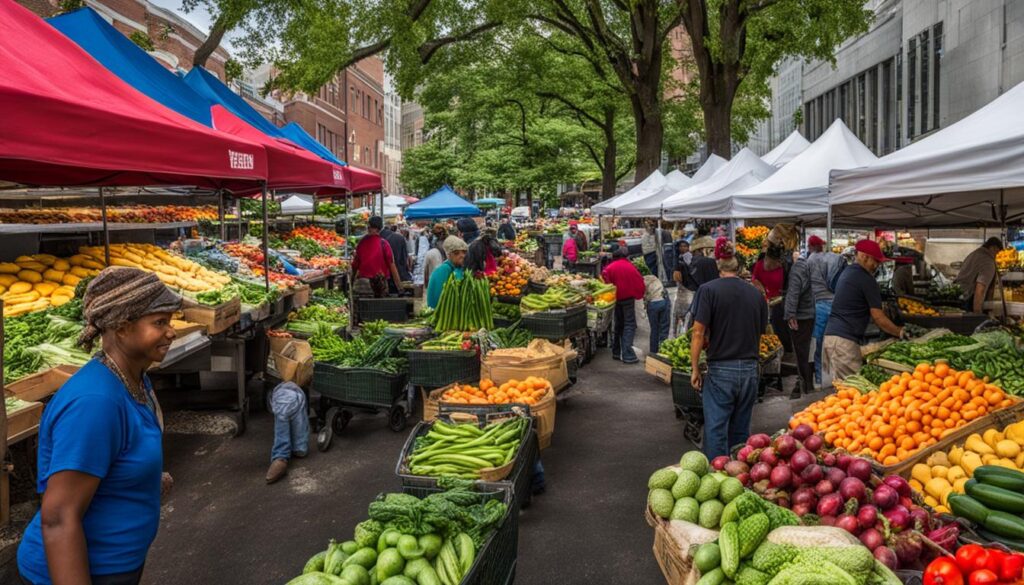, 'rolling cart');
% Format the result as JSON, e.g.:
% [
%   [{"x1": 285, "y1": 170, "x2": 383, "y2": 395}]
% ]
[{"x1": 312, "y1": 362, "x2": 410, "y2": 451}]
